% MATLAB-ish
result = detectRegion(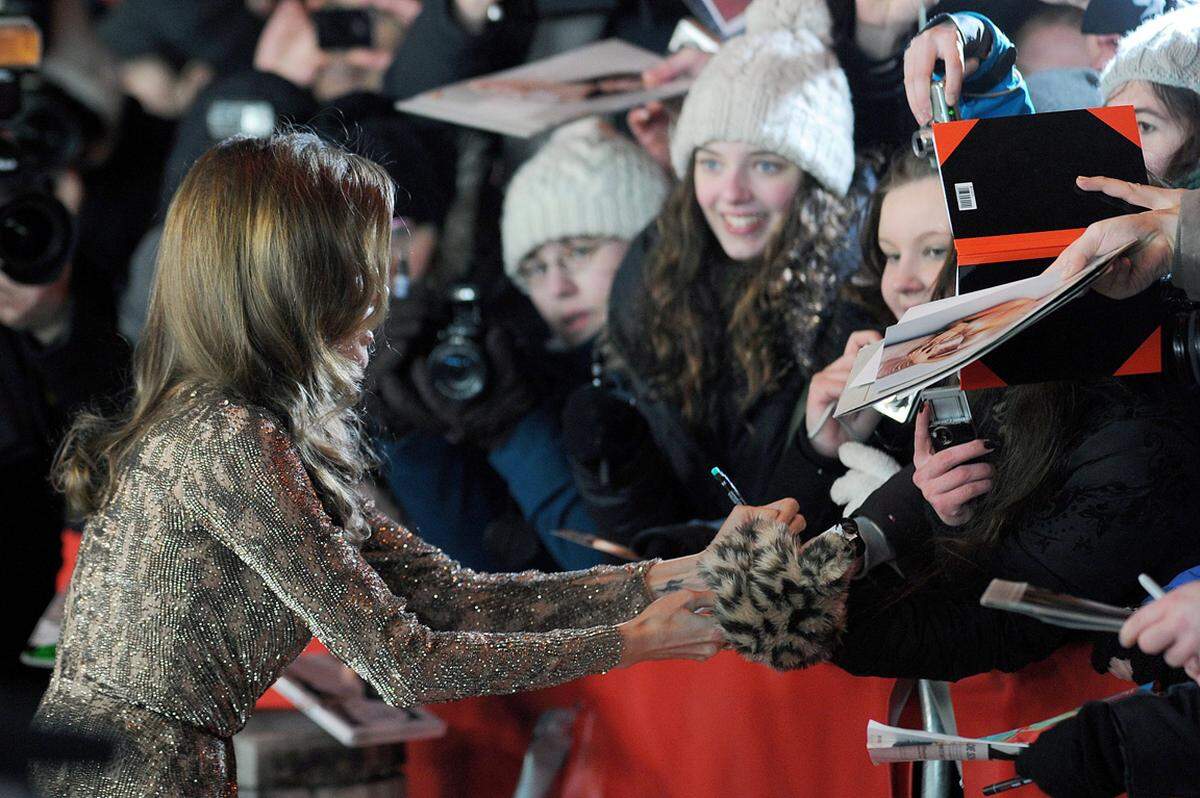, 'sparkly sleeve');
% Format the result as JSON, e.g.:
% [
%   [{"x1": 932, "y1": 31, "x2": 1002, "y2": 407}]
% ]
[
  {"x1": 360, "y1": 508, "x2": 657, "y2": 633},
  {"x1": 182, "y1": 404, "x2": 631, "y2": 707}
]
